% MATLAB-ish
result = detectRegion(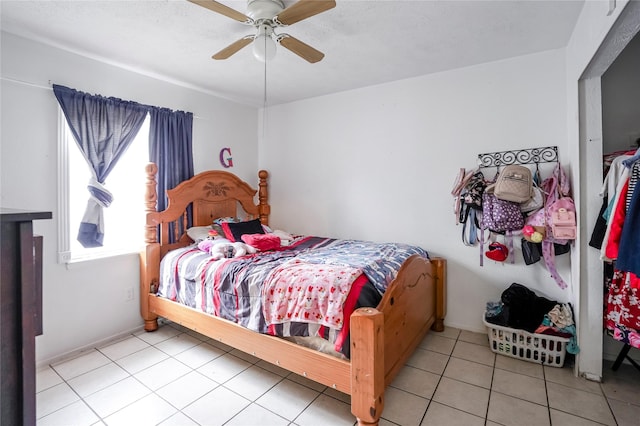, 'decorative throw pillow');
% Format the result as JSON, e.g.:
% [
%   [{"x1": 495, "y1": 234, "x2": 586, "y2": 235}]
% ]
[
  {"x1": 212, "y1": 216, "x2": 239, "y2": 236},
  {"x1": 213, "y1": 217, "x2": 271, "y2": 237},
  {"x1": 241, "y1": 233, "x2": 281, "y2": 251},
  {"x1": 222, "y1": 218, "x2": 265, "y2": 242},
  {"x1": 186, "y1": 226, "x2": 212, "y2": 242}
]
